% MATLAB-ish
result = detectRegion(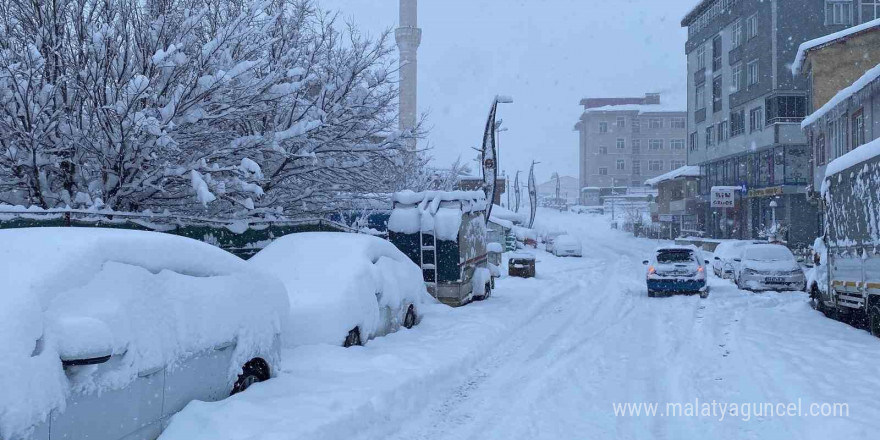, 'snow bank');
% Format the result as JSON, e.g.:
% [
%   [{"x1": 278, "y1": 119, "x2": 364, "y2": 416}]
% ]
[
  {"x1": 248, "y1": 233, "x2": 434, "y2": 347},
  {"x1": 792, "y1": 17, "x2": 880, "y2": 75},
  {"x1": 802, "y1": 62, "x2": 880, "y2": 128},
  {"x1": 389, "y1": 191, "x2": 487, "y2": 241},
  {"x1": 823, "y1": 135, "x2": 880, "y2": 180},
  {"x1": 0, "y1": 228, "x2": 288, "y2": 439},
  {"x1": 490, "y1": 204, "x2": 527, "y2": 225}
]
